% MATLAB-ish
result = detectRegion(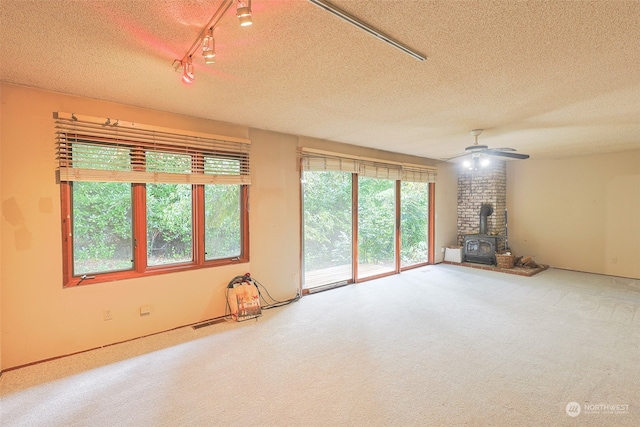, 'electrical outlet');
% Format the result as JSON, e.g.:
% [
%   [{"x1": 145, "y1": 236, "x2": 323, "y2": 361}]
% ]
[
  {"x1": 612, "y1": 257, "x2": 618, "y2": 264},
  {"x1": 103, "y1": 309, "x2": 113, "y2": 321},
  {"x1": 140, "y1": 305, "x2": 151, "y2": 316}
]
